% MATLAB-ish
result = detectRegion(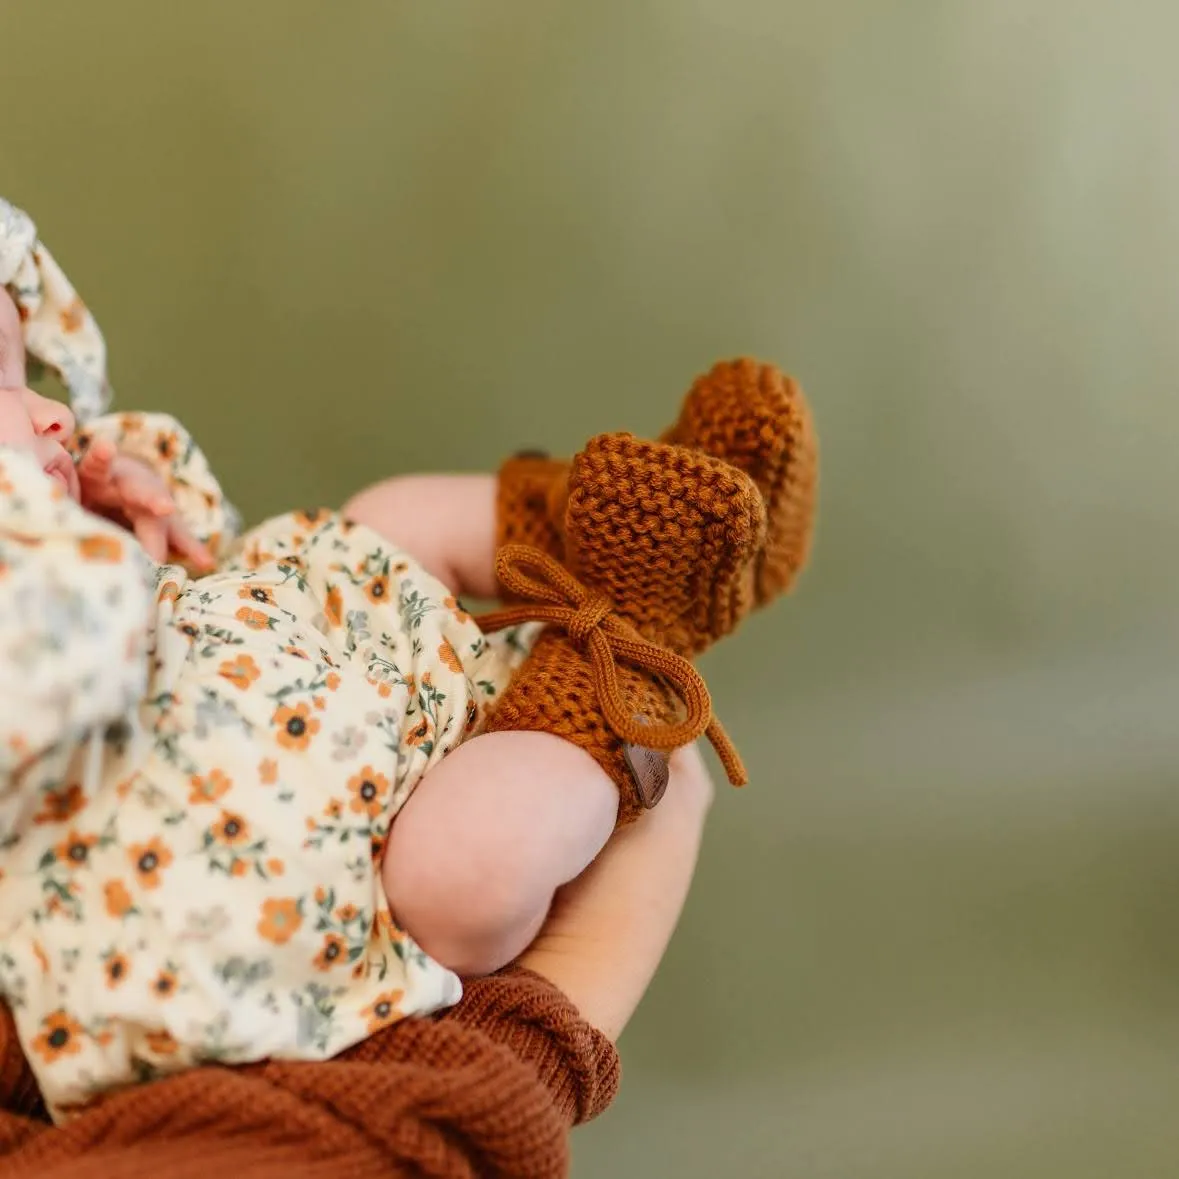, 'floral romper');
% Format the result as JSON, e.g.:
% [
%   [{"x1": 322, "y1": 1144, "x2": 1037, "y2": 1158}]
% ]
[{"x1": 0, "y1": 413, "x2": 531, "y2": 1120}]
